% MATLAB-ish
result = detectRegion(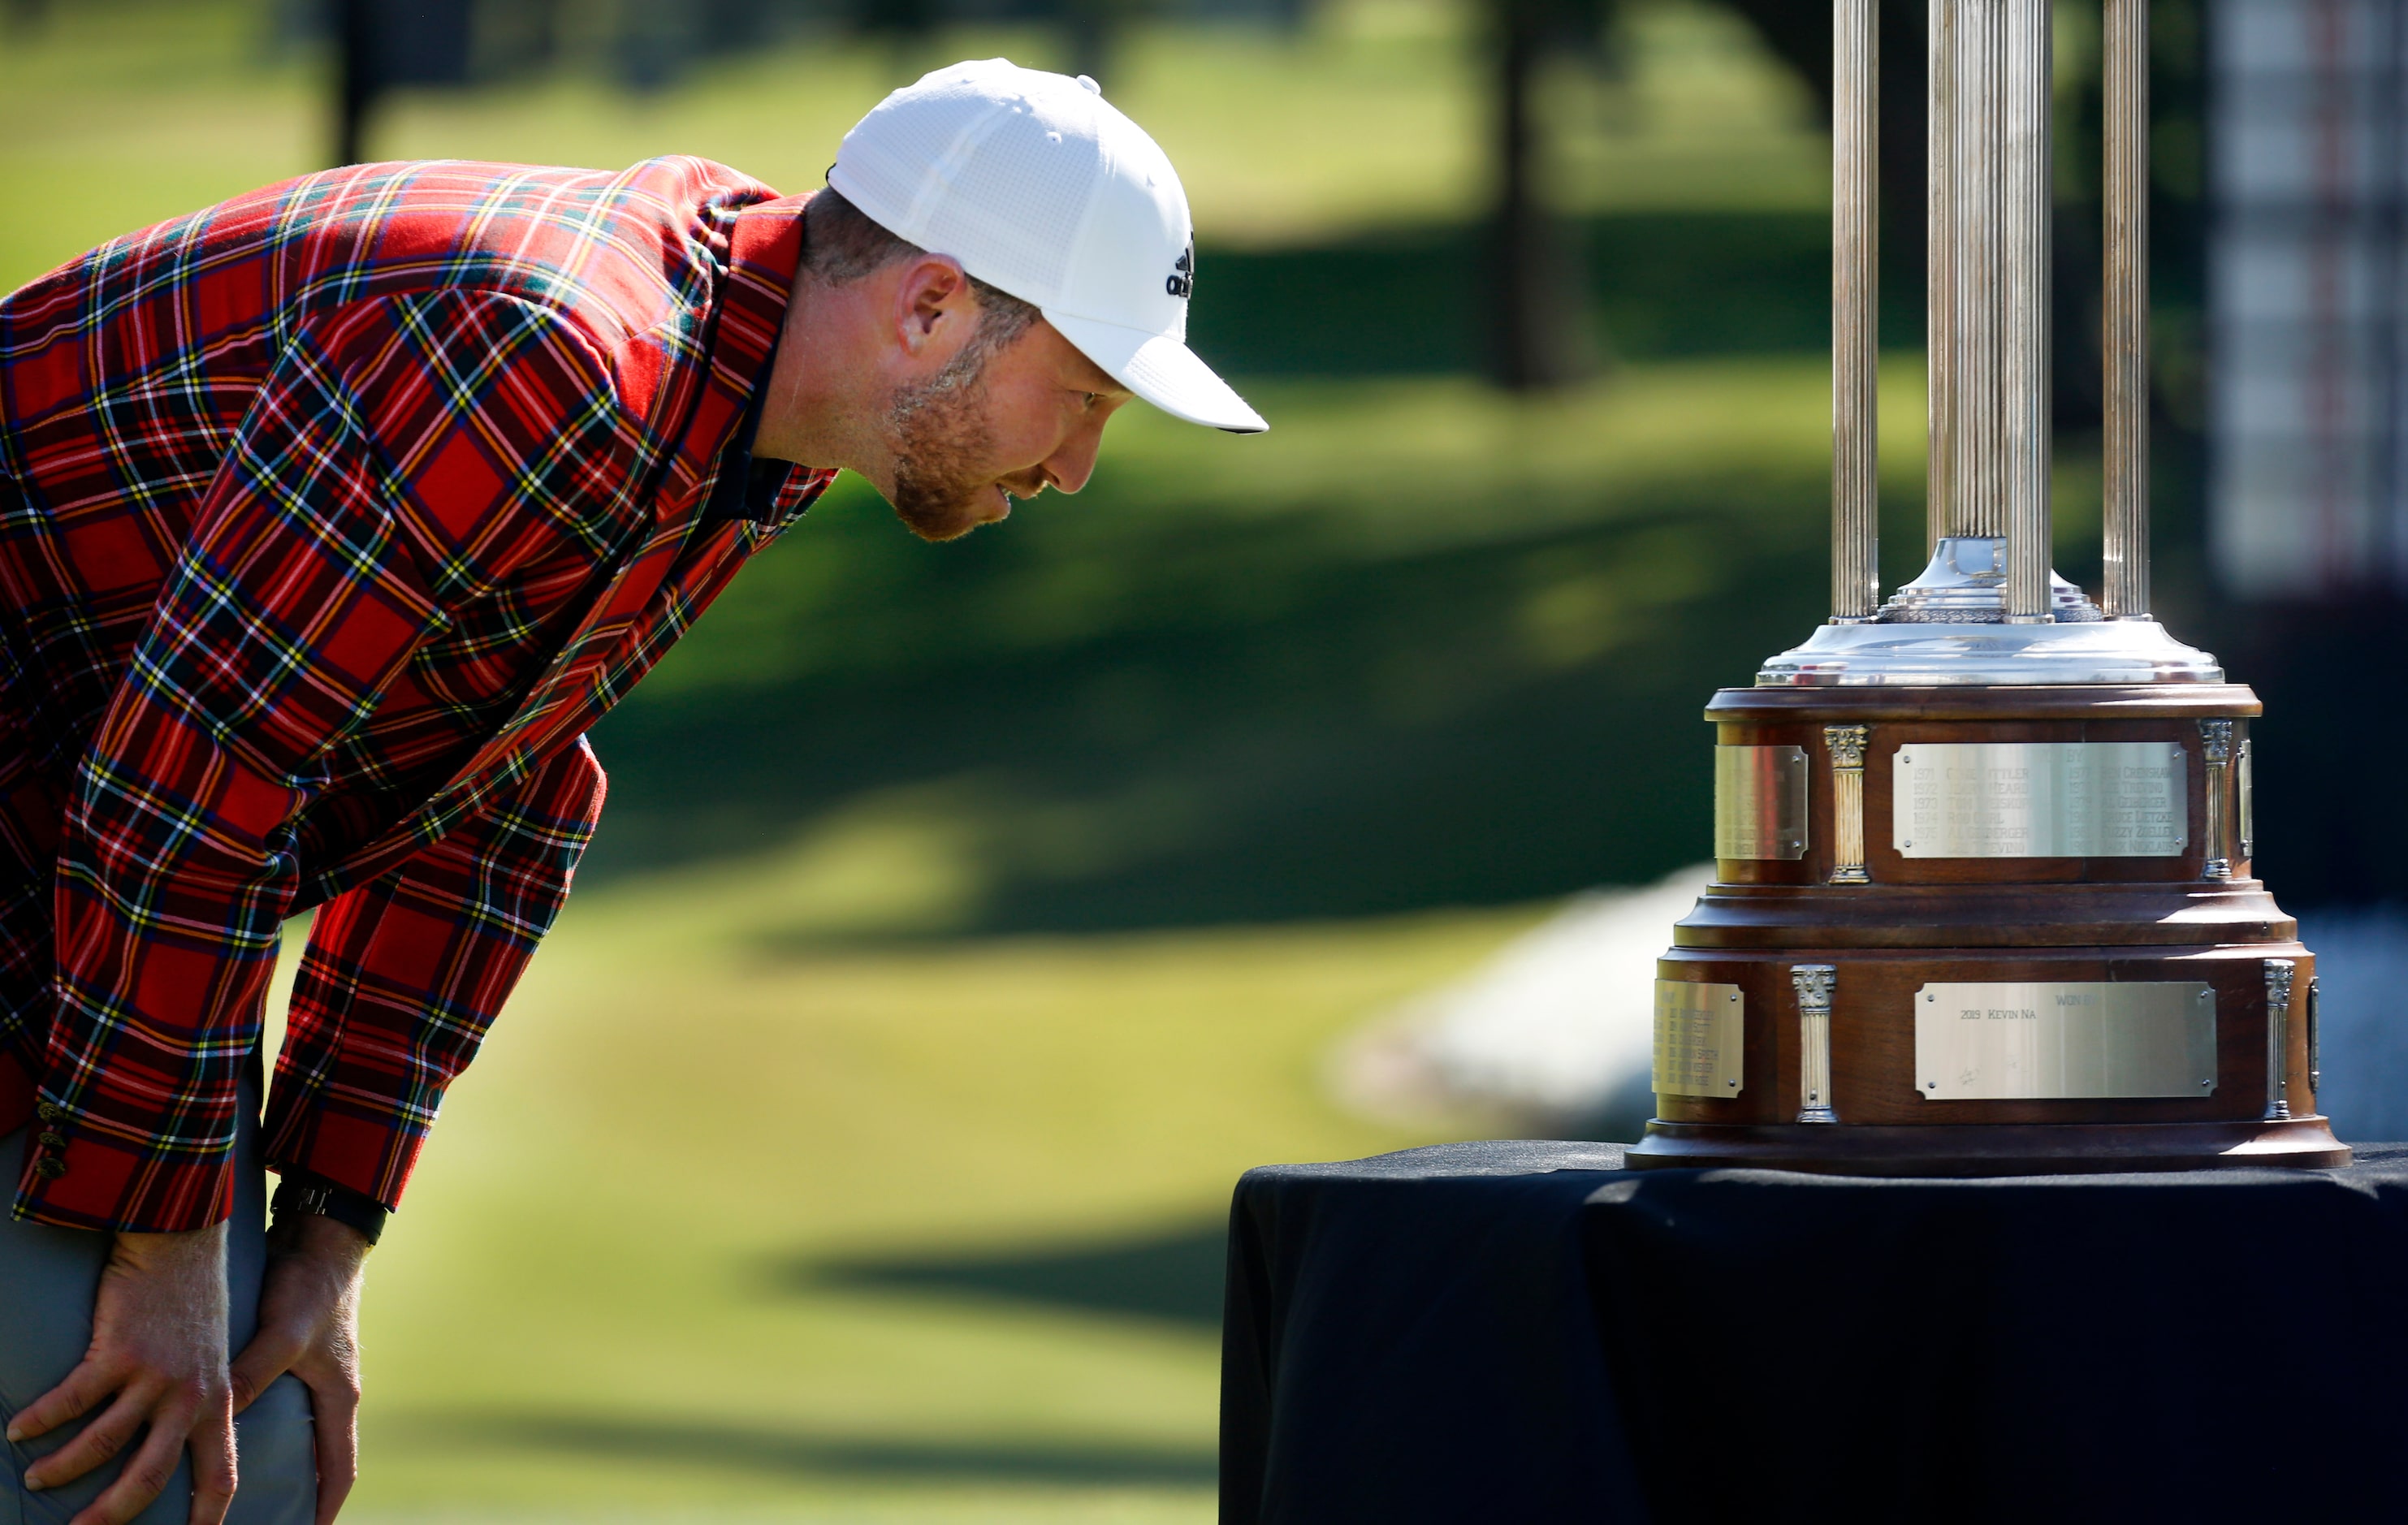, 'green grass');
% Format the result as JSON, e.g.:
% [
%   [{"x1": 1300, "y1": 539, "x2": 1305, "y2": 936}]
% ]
[{"x1": 275, "y1": 861, "x2": 1545, "y2": 1522}]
